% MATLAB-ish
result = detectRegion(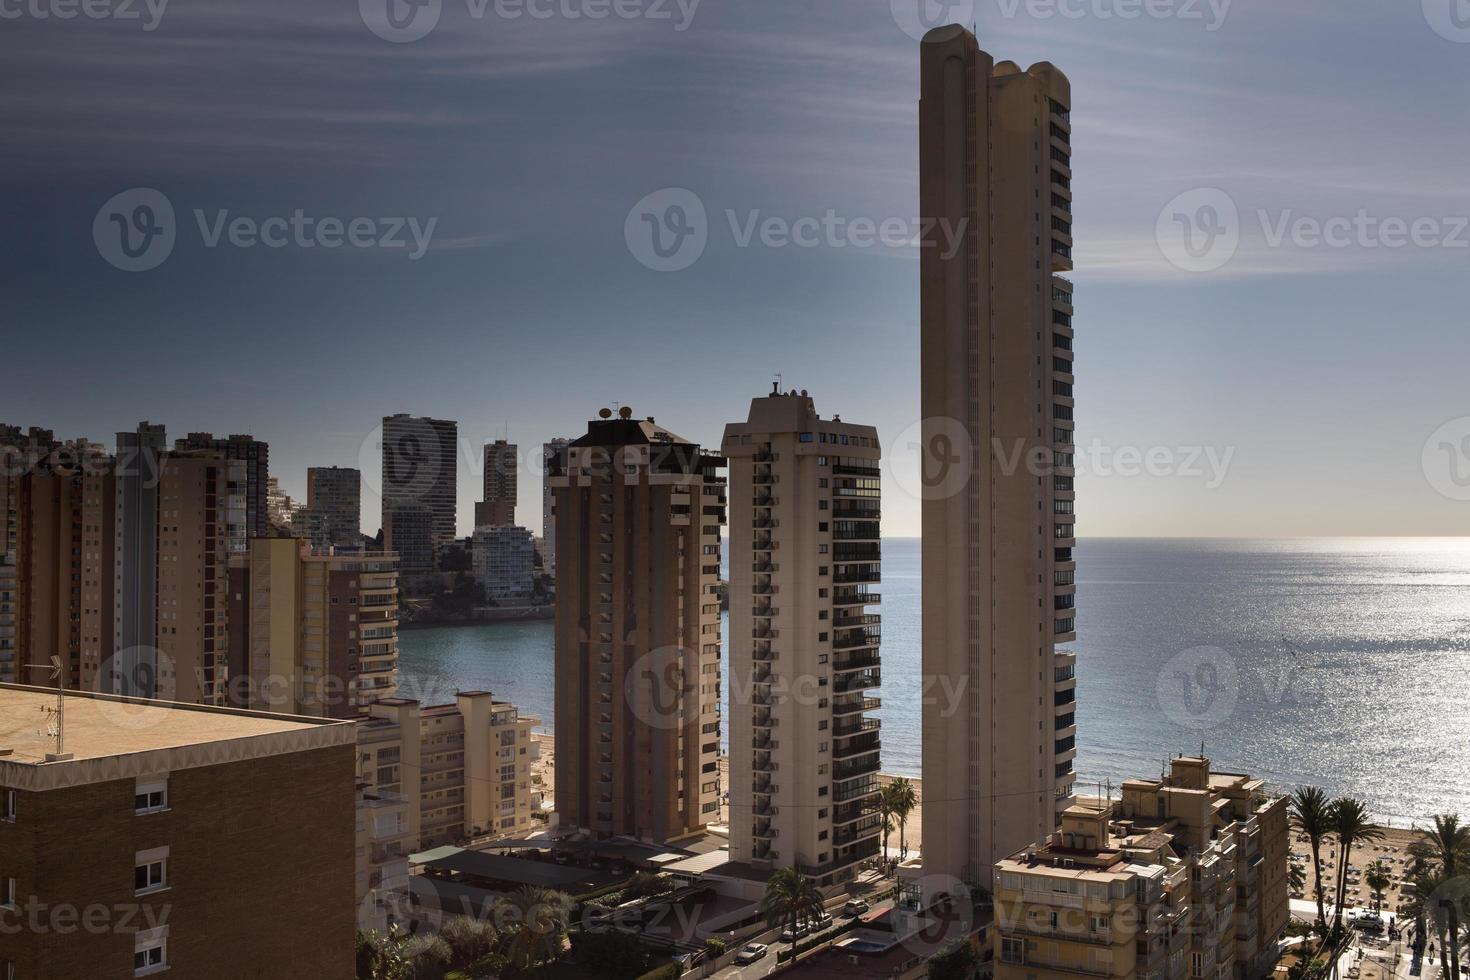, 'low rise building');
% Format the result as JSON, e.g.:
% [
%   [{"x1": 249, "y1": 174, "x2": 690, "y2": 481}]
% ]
[
  {"x1": 992, "y1": 757, "x2": 1289, "y2": 980},
  {"x1": 0, "y1": 683, "x2": 357, "y2": 979},
  {"x1": 355, "y1": 693, "x2": 541, "y2": 851}
]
